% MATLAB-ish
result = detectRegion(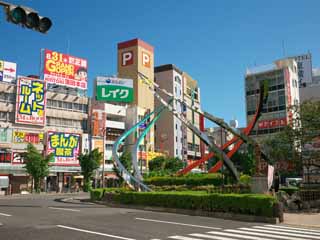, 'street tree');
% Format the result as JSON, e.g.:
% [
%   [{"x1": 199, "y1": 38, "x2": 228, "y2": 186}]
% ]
[
  {"x1": 148, "y1": 156, "x2": 184, "y2": 175},
  {"x1": 22, "y1": 143, "x2": 52, "y2": 193},
  {"x1": 78, "y1": 148, "x2": 102, "y2": 192}
]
